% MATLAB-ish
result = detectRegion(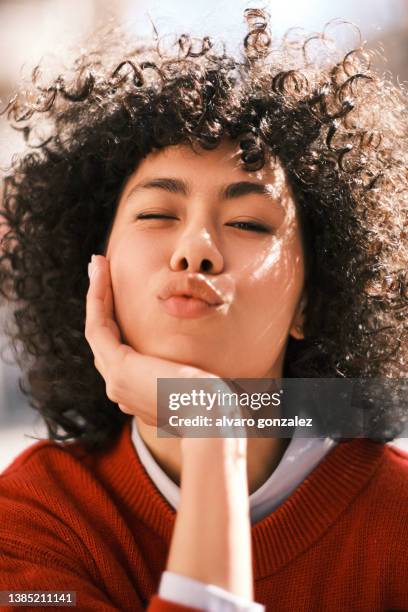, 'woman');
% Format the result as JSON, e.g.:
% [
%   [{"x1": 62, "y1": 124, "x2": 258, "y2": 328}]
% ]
[{"x1": 0, "y1": 8, "x2": 407, "y2": 611}]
